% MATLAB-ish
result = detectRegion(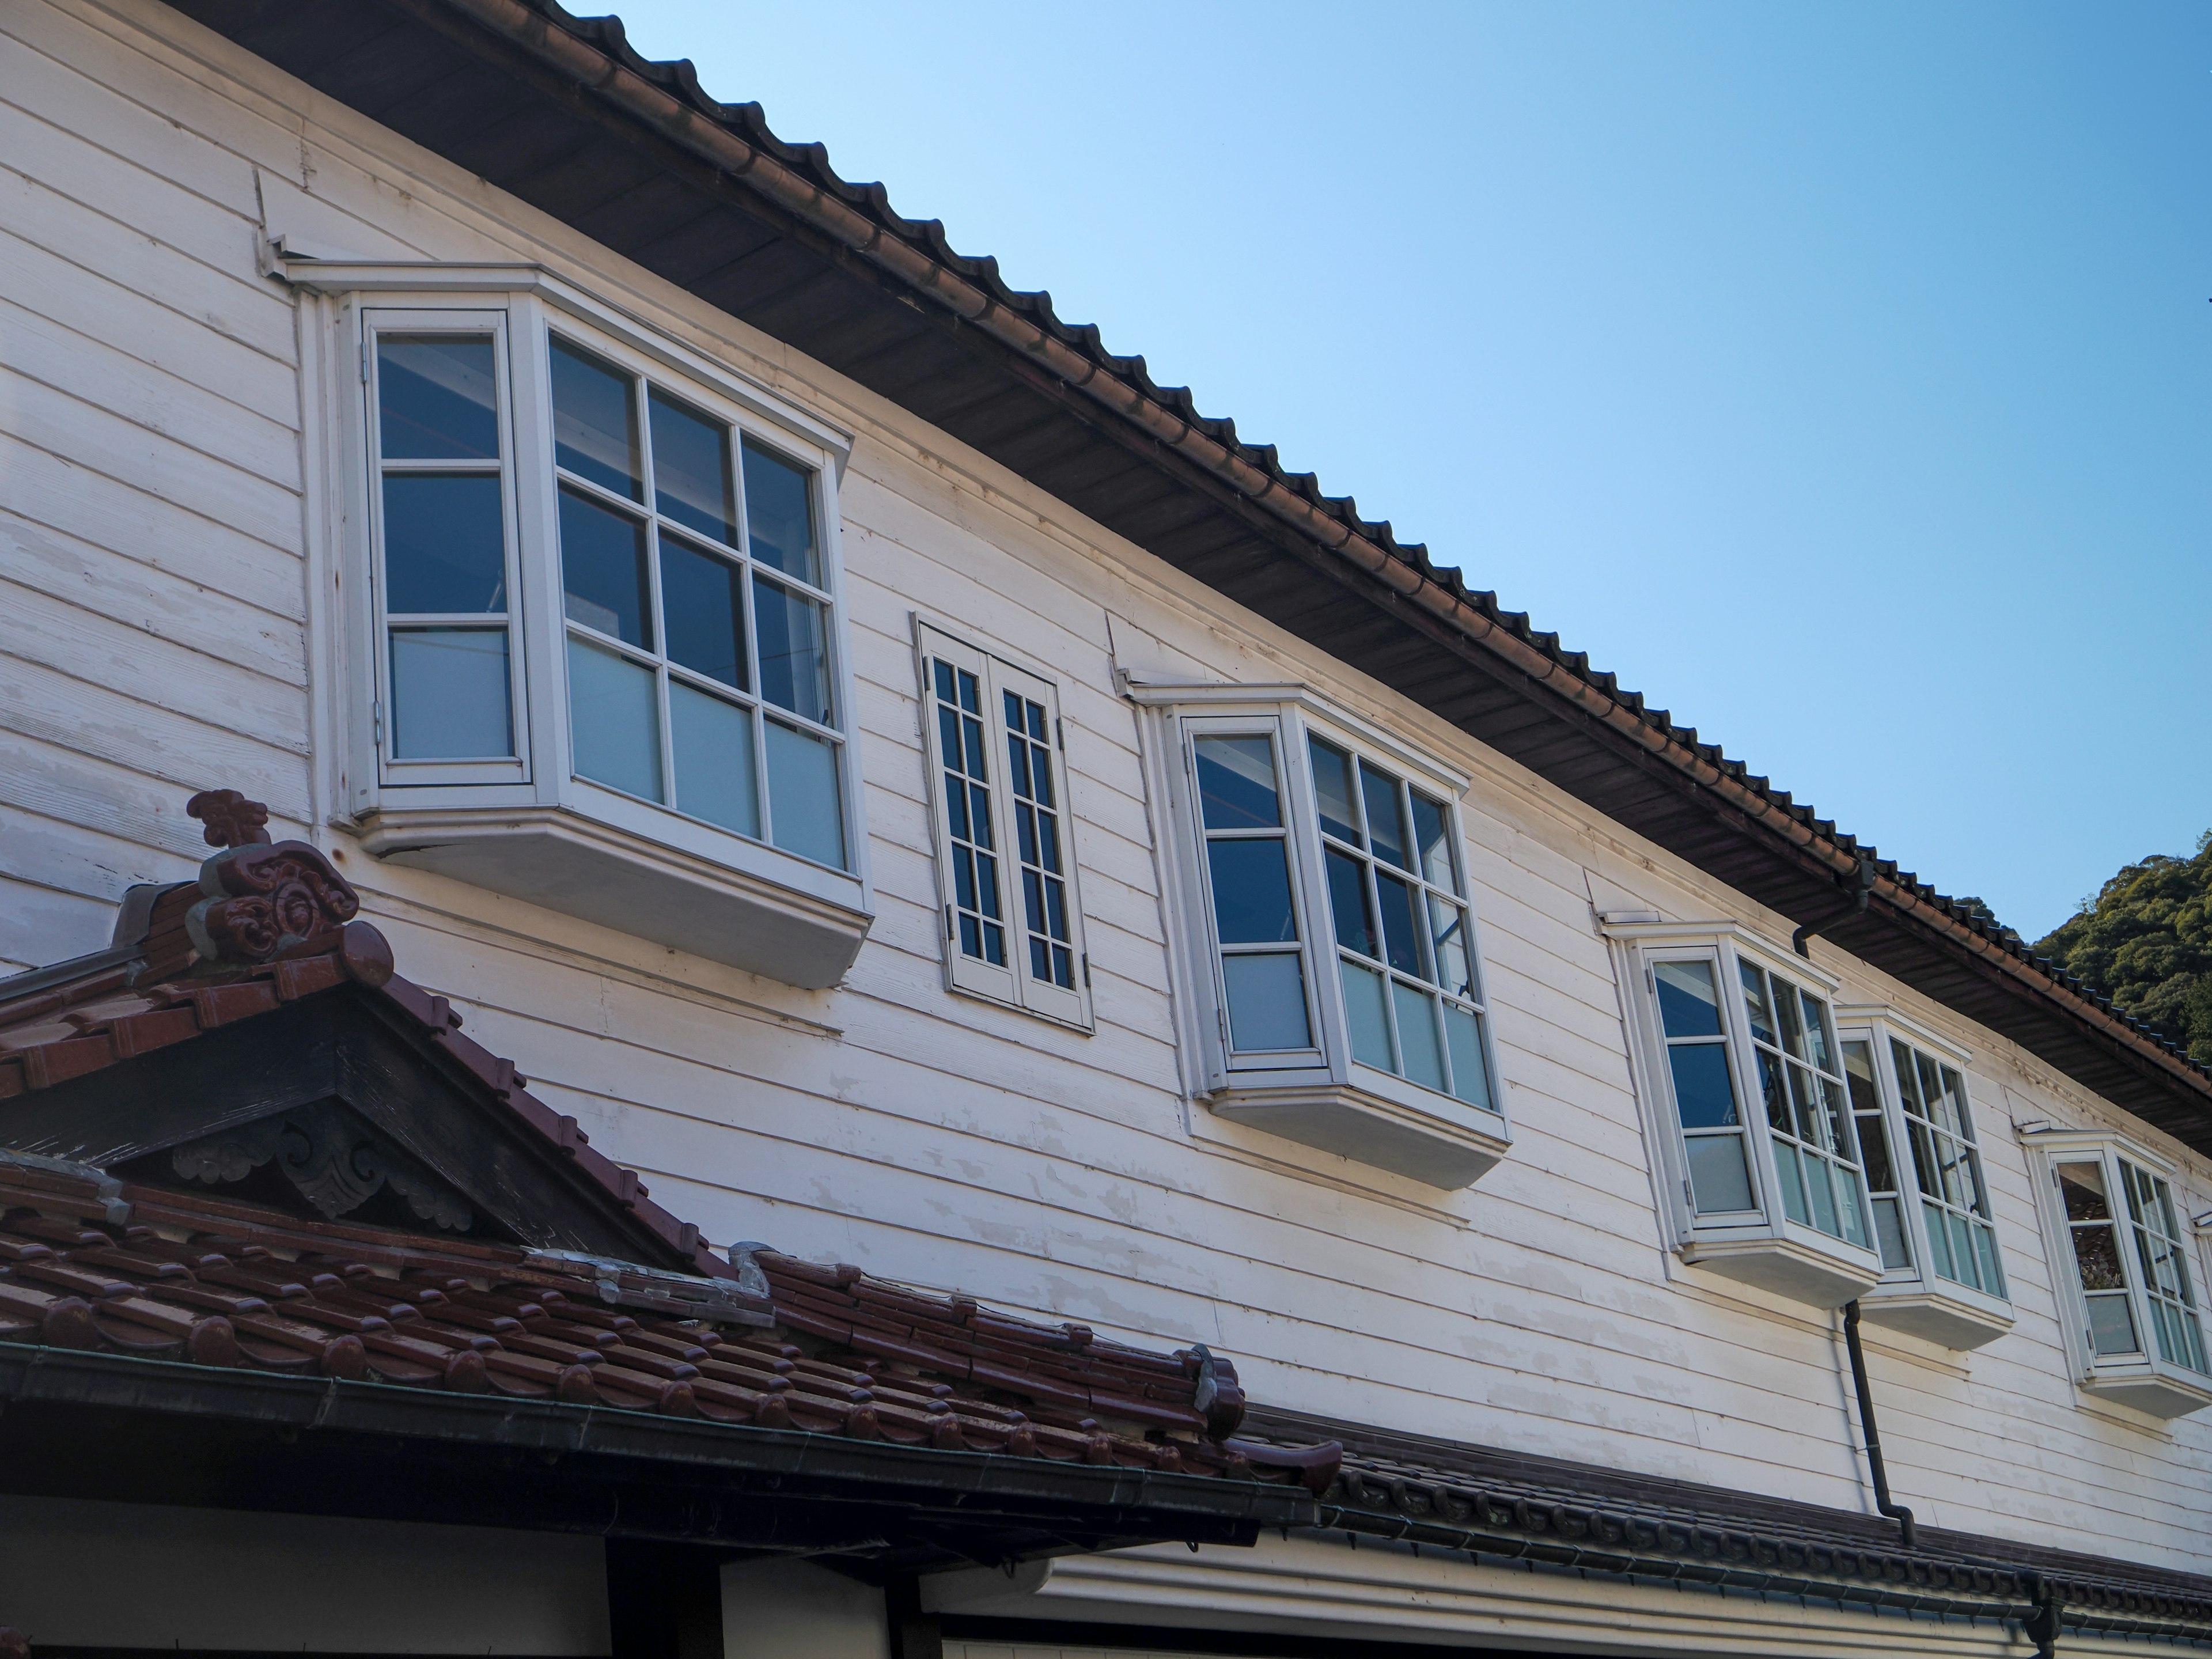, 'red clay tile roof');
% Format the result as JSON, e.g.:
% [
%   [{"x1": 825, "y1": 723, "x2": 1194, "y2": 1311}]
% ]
[{"x1": 0, "y1": 790, "x2": 1334, "y2": 1493}]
